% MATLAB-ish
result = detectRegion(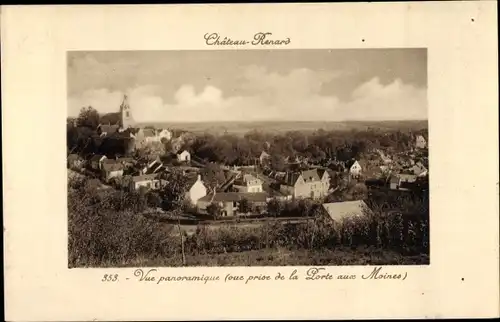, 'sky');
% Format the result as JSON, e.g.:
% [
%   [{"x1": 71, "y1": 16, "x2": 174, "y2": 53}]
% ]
[{"x1": 67, "y1": 49, "x2": 427, "y2": 122}]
